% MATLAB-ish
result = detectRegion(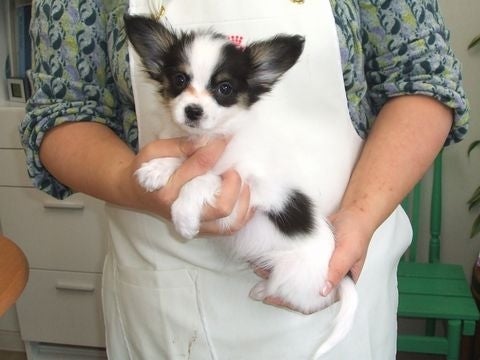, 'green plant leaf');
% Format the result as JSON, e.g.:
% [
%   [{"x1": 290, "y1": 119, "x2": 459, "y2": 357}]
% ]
[
  {"x1": 468, "y1": 35, "x2": 480, "y2": 50},
  {"x1": 469, "y1": 198, "x2": 480, "y2": 211},
  {"x1": 468, "y1": 185, "x2": 480, "y2": 205},
  {"x1": 468, "y1": 186, "x2": 480, "y2": 236},
  {"x1": 471, "y1": 214, "x2": 480, "y2": 238},
  {"x1": 468, "y1": 140, "x2": 480, "y2": 156},
  {"x1": 469, "y1": 196, "x2": 480, "y2": 211}
]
